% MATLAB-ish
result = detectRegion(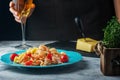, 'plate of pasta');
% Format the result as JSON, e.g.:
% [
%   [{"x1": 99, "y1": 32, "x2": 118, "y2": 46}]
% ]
[{"x1": 0, "y1": 45, "x2": 82, "y2": 68}]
